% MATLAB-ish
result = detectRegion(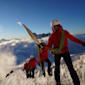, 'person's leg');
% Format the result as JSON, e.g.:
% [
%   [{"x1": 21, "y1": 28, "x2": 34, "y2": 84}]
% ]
[
  {"x1": 54, "y1": 54, "x2": 61, "y2": 85},
  {"x1": 63, "y1": 52, "x2": 80, "y2": 85},
  {"x1": 26, "y1": 69, "x2": 30, "y2": 78},
  {"x1": 45, "y1": 58, "x2": 52, "y2": 76},
  {"x1": 30, "y1": 68, "x2": 32, "y2": 78},
  {"x1": 41, "y1": 61, "x2": 45, "y2": 77},
  {"x1": 31, "y1": 68, "x2": 35, "y2": 78}
]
